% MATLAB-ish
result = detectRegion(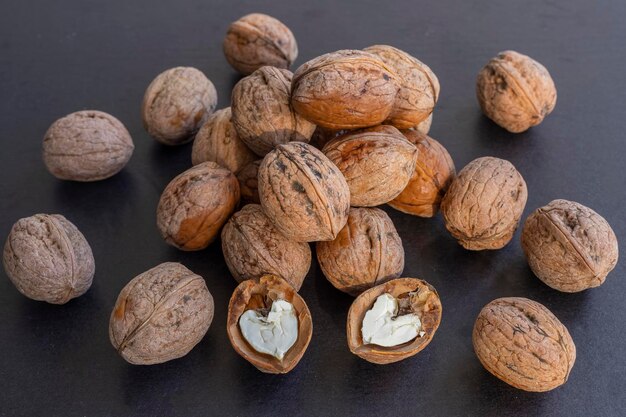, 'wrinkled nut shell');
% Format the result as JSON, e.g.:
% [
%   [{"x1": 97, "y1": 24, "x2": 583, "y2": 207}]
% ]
[
  {"x1": 476, "y1": 50, "x2": 557, "y2": 133},
  {"x1": 109, "y1": 262, "x2": 214, "y2": 365},
  {"x1": 473, "y1": 297, "x2": 576, "y2": 392},
  {"x1": 3, "y1": 214, "x2": 94, "y2": 304},
  {"x1": 43, "y1": 110, "x2": 134, "y2": 182},
  {"x1": 236, "y1": 160, "x2": 261, "y2": 204},
  {"x1": 441, "y1": 157, "x2": 527, "y2": 250},
  {"x1": 157, "y1": 162, "x2": 240, "y2": 251},
  {"x1": 347, "y1": 278, "x2": 442, "y2": 364},
  {"x1": 141, "y1": 67, "x2": 217, "y2": 145},
  {"x1": 227, "y1": 274, "x2": 312, "y2": 374},
  {"x1": 317, "y1": 207, "x2": 404, "y2": 296},
  {"x1": 521, "y1": 200, "x2": 619, "y2": 292}
]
